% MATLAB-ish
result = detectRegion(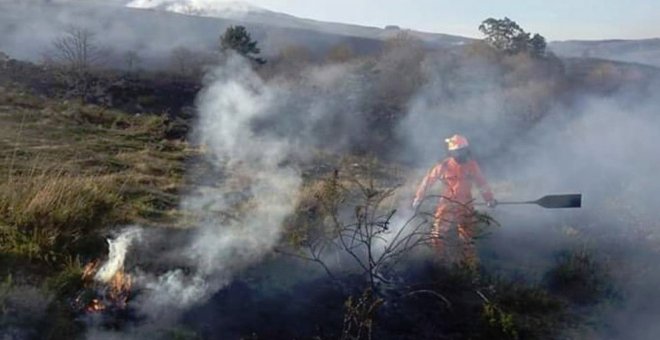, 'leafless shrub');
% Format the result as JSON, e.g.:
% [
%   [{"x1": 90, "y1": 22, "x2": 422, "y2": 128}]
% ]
[
  {"x1": 285, "y1": 173, "x2": 450, "y2": 288},
  {"x1": 44, "y1": 26, "x2": 108, "y2": 102},
  {"x1": 282, "y1": 165, "x2": 500, "y2": 291}
]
